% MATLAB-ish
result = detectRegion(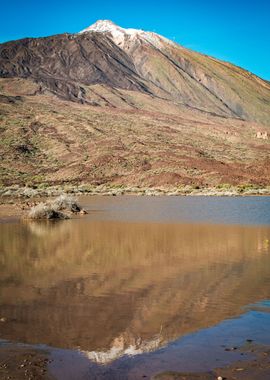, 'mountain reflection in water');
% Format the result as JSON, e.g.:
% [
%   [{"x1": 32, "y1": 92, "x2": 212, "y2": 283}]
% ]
[{"x1": 0, "y1": 217, "x2": 270, "y2": 363}]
